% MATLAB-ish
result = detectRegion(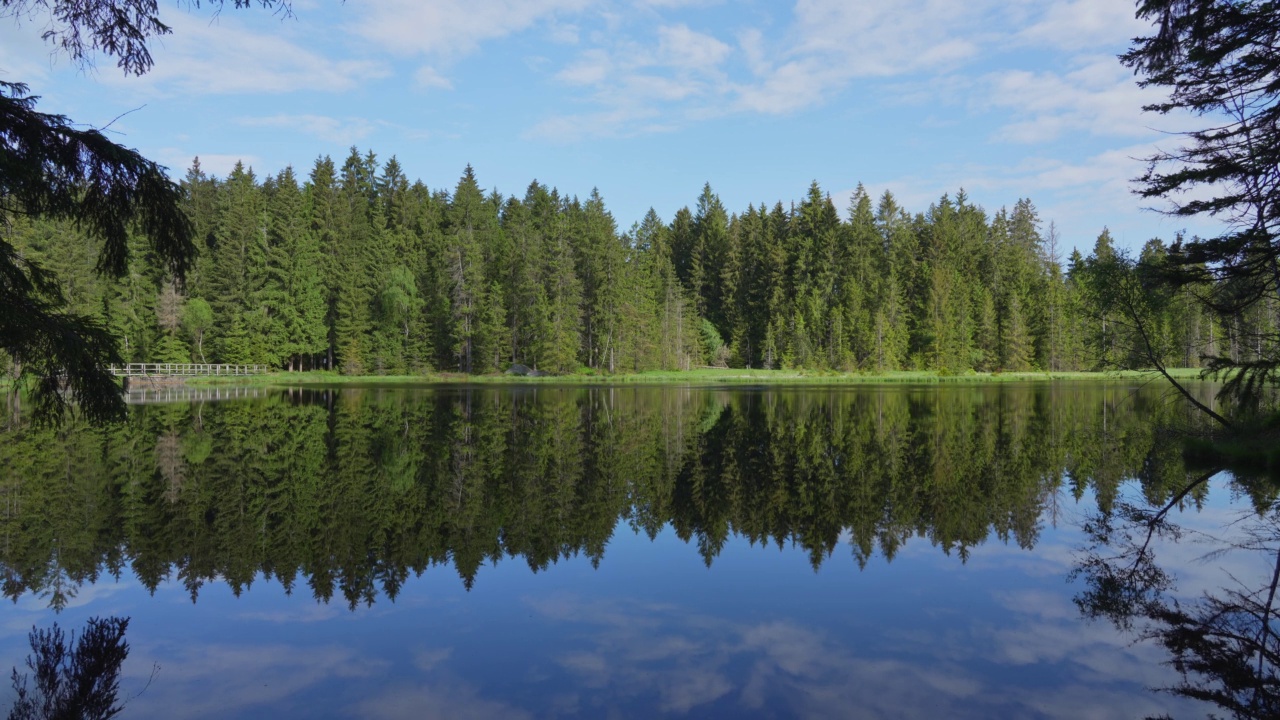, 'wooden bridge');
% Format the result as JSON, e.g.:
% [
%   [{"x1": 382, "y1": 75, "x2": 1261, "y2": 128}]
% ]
[{"x1": 110, "y1": 363, "x2": 268, "y2": 377}]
